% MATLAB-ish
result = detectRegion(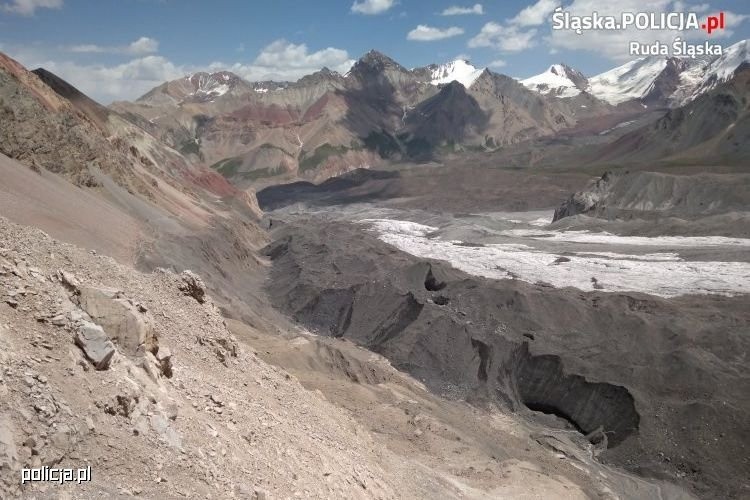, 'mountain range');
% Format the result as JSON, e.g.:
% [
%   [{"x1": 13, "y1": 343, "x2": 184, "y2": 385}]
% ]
[
  {"x1": 523, "y1": 40, "x2": 750, "y2": 107},
  {"x1": 2, "y1": 40, "x2": 750, "y2": 193}
]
